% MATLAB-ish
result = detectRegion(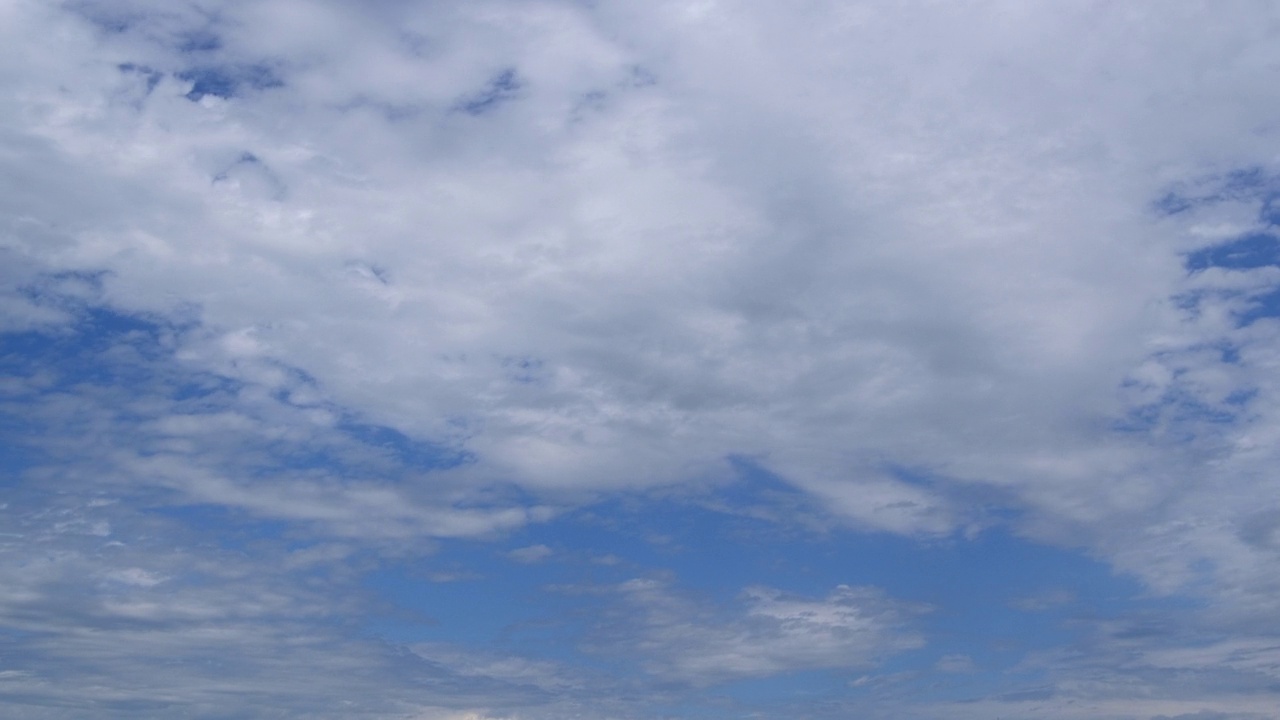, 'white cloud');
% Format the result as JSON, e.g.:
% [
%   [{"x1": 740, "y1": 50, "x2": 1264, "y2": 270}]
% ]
[
  {"x1": 0, "y1": 2, "x2": 1110, "y2": 519},
  {"x1": 579, "y1": 578, "x2": 924, "y2": 685},
  {"x1": 4, "y1": 0, "x2": 1279, "y2": 604},
  {"x1": 7, "y1": 0, "x2": 1280, "y2": 713}
]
